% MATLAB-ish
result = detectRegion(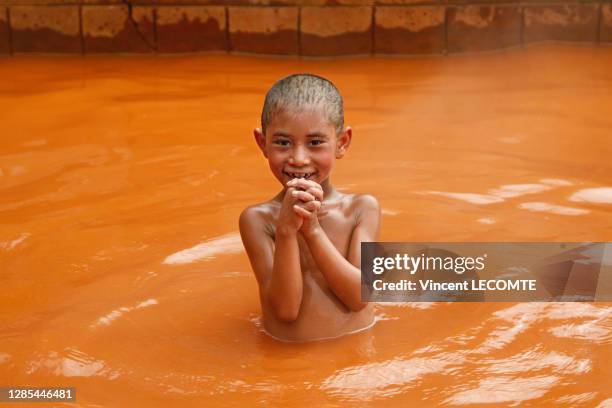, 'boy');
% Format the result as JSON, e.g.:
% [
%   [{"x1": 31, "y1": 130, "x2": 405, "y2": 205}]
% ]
[{"x1": 239, "y1": 74, "x2": 380, "y2": 342}]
